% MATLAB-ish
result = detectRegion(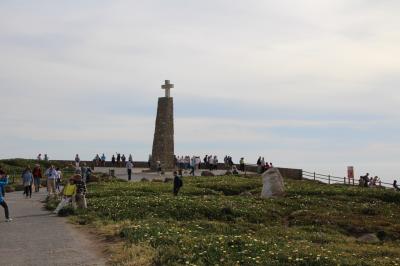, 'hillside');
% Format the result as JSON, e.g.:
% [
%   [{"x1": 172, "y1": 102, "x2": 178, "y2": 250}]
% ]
[{"x1": 65, "y1": 175, "x2": 400, "y2": 265}]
